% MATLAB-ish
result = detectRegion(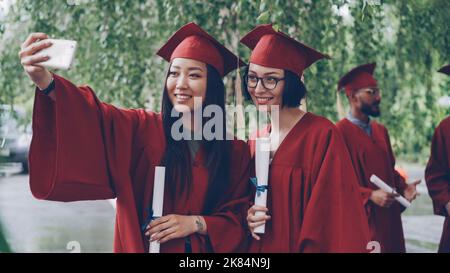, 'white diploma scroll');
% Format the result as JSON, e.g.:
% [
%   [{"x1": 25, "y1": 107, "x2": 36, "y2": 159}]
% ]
[
  {"x1": 149, "y1": 166, "x2": 166, "y2": 253},
  {"x1": 254, "y1": 138, "x2": 271, "y2": 234},
  {"x1": 369, "y1": 174, "x2": 411, "y2": 208}
]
